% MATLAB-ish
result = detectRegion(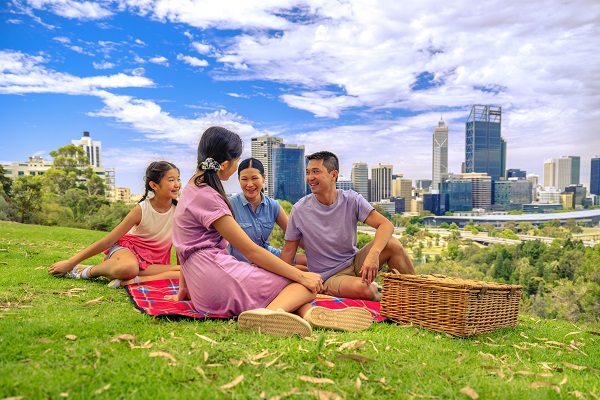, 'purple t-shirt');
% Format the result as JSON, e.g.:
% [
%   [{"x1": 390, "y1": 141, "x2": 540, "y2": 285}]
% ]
[{"x1": 285, "y1": 189, "x2": 374, "y2": 281}]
